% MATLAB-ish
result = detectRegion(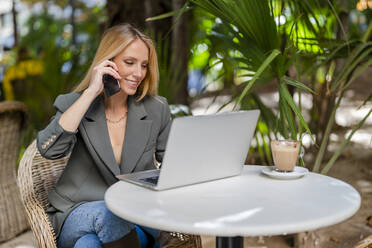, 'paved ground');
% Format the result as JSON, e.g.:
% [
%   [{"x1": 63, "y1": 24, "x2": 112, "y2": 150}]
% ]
[{"x1": 0, "y1": 231, "x2": 36, "y2": 248}]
